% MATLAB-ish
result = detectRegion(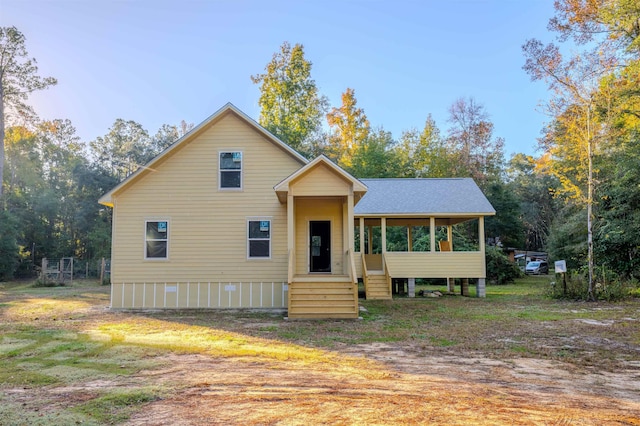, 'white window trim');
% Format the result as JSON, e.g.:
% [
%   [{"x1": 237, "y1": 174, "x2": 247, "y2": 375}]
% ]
[
  {"x1": 144, "y1": 219, "x2": 170, "y2": 261},
  {"x1": 218, "y1": 150, "x2": 243, "y2": 191},
  {"x1": 247, "y1": 217, "x2": 272, "y2": 260}
]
